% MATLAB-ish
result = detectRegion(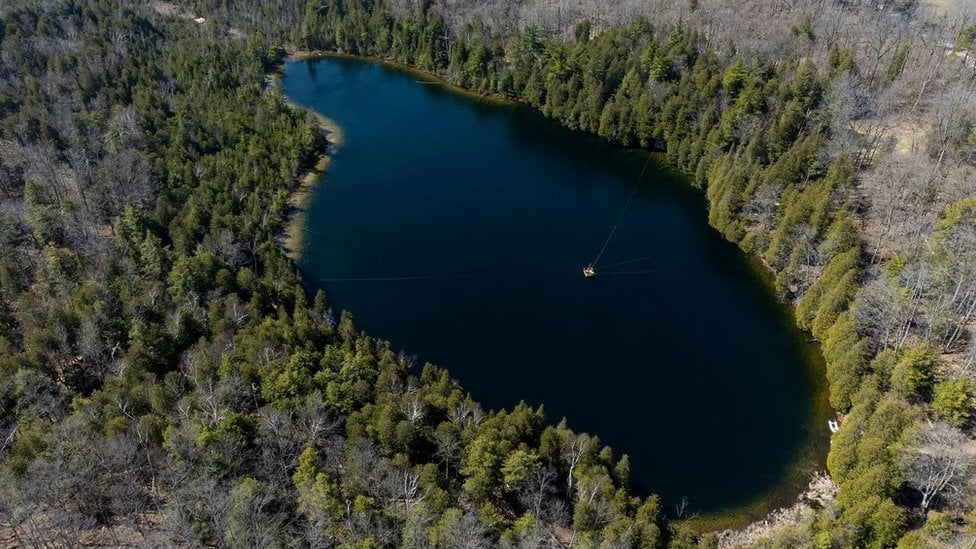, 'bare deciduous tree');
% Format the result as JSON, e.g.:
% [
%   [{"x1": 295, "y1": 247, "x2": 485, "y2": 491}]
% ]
[
  {"x1": 564, "y1": 432, "x2": 590, "y2": 495},
  {"x1": 901, "y1": 421, "x2": 976, "y2": 511}
]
